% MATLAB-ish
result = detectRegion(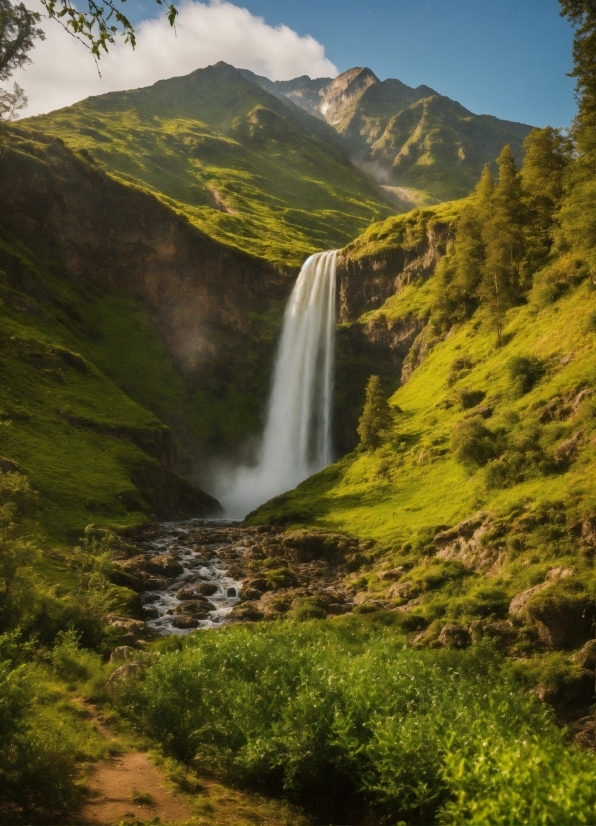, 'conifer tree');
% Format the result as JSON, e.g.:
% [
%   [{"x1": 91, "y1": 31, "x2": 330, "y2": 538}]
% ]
[
  {"x1": 479, "y1": 145, "x2": 526, "y2": 345},
  {"x1": 521, "y1": 127, "x2": 572, "y2": 270},
  {"x1": 432, "y1": 166, "x2": 494, "y2": 331},
  {"x1": 558, "y1": 1, "x2": 596, "y2": 268},
  {"x1": 357, "y1": 375, "x2": 392, "y2": 451}
]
